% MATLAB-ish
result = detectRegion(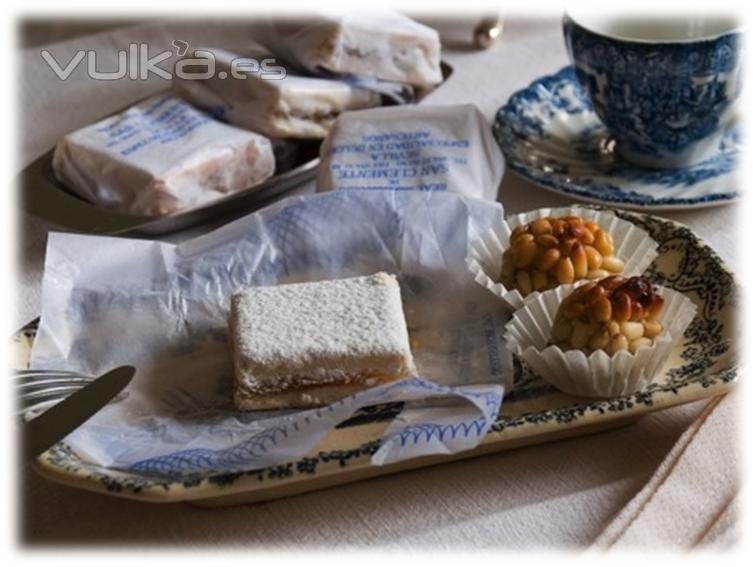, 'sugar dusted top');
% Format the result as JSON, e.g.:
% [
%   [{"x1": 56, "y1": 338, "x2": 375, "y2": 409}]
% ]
[{"x1": 231, "y1": 272, "x2": 412, "y2": 371}]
